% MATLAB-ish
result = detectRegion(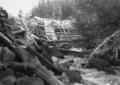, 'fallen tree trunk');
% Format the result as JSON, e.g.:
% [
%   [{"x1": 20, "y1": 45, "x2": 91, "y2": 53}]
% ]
[
  {"x1": 58, "y1": 47, "x2": 86, "y2": 57},
  {"x1": 88, "y1": 30, "x2": 120, "y2": 61},
  {"x1": 25, "y1": 46, "x2": 62, "y2": 75}
]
